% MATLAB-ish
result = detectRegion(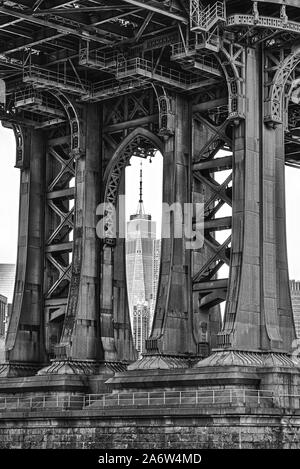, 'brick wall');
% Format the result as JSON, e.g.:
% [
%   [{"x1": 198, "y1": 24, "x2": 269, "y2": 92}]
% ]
[{"x1": 0, "y1": 408, "x2": 299, "y2": 449}]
